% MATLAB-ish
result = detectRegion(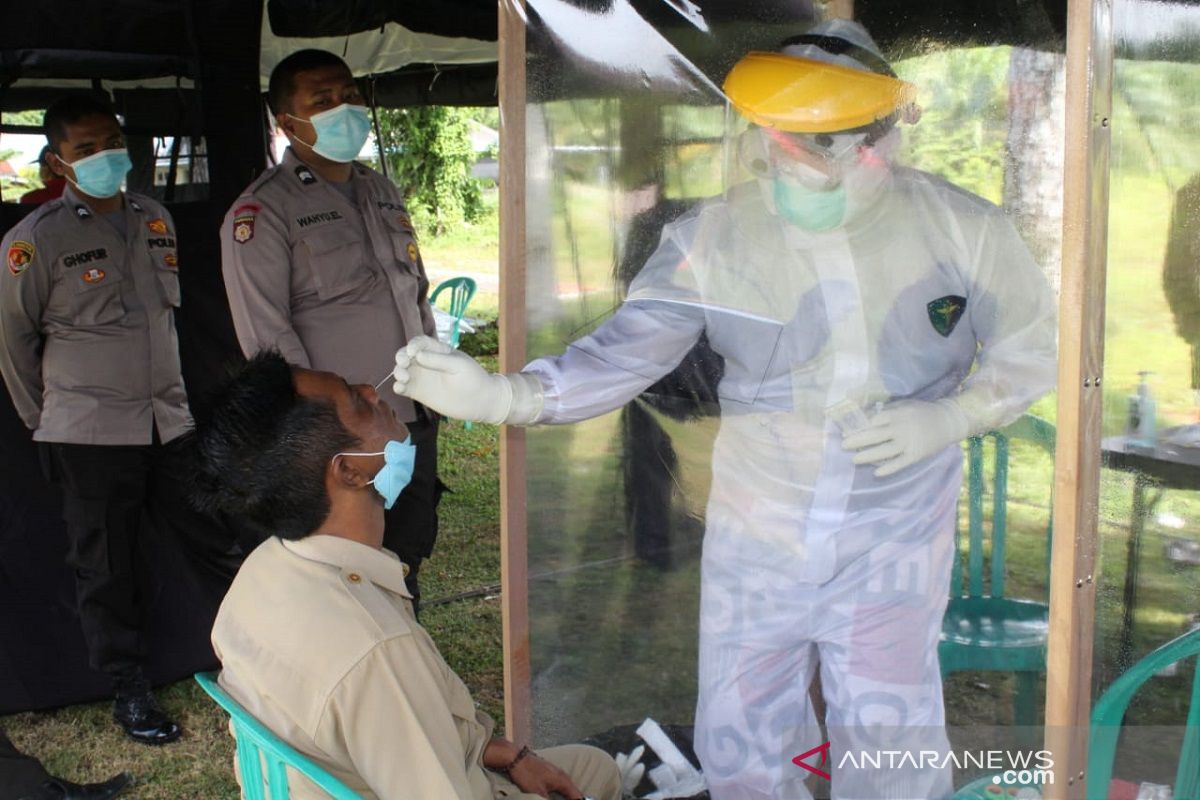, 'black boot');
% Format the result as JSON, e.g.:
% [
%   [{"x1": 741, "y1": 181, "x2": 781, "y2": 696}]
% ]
[
  {"x1": 18, "y1": 771, "x2": 132, "y2": 800},
  {"x1": 112, "y1": 691, "x2": 181, "y2": 745}
]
